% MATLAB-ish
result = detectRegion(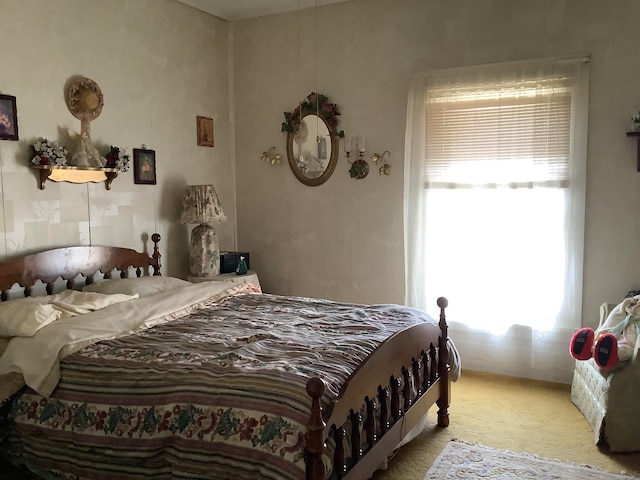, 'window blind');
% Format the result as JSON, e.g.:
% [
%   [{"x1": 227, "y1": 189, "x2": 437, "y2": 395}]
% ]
[{"x1": 424, "y1": 73, "x2": 575, "y2": 188}]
